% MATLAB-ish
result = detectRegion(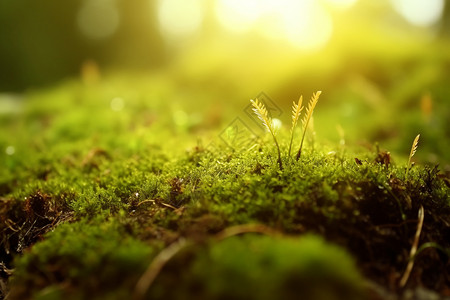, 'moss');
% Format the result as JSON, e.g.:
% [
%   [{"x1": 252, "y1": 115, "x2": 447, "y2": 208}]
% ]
[
  {"x1": 9, "y1": 216, "x2": 159, "y2": 300},
  {"x1": 1, "y1": 77, "x2": 449, "y2": 299},
  {"x1": 149, "y1": 234, "x2": 365, "y2": 300}
]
